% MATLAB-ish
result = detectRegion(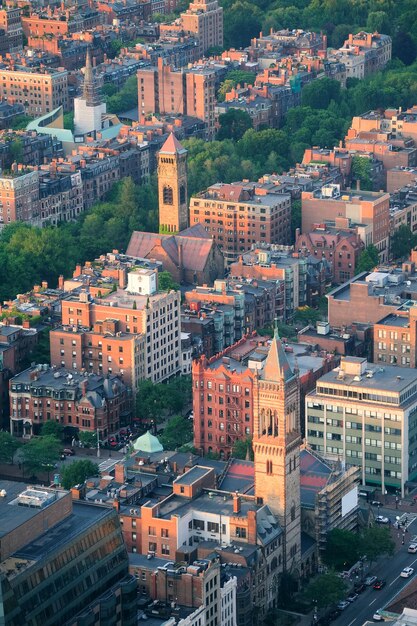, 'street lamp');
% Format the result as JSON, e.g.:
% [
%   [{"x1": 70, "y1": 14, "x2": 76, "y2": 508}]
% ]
[{"x1": 97, "y1": 427, "x2": 100, "y2": 459}]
